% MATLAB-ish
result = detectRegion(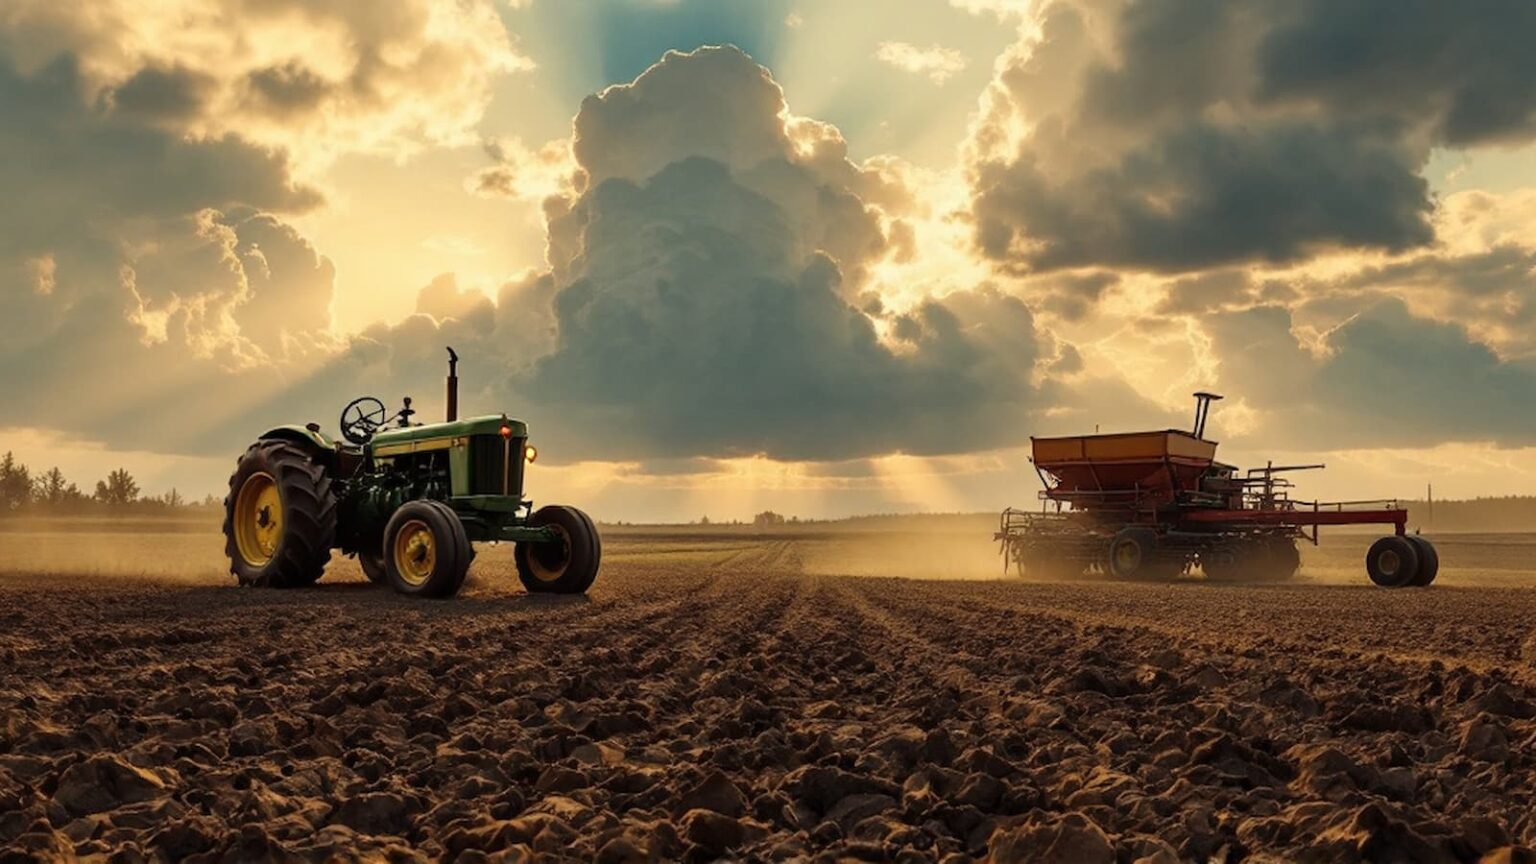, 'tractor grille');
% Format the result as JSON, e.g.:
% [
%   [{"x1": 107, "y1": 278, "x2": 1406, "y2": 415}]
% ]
[{"x1": 466, "y1": 435, "x2": 525, "y2": 497}]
